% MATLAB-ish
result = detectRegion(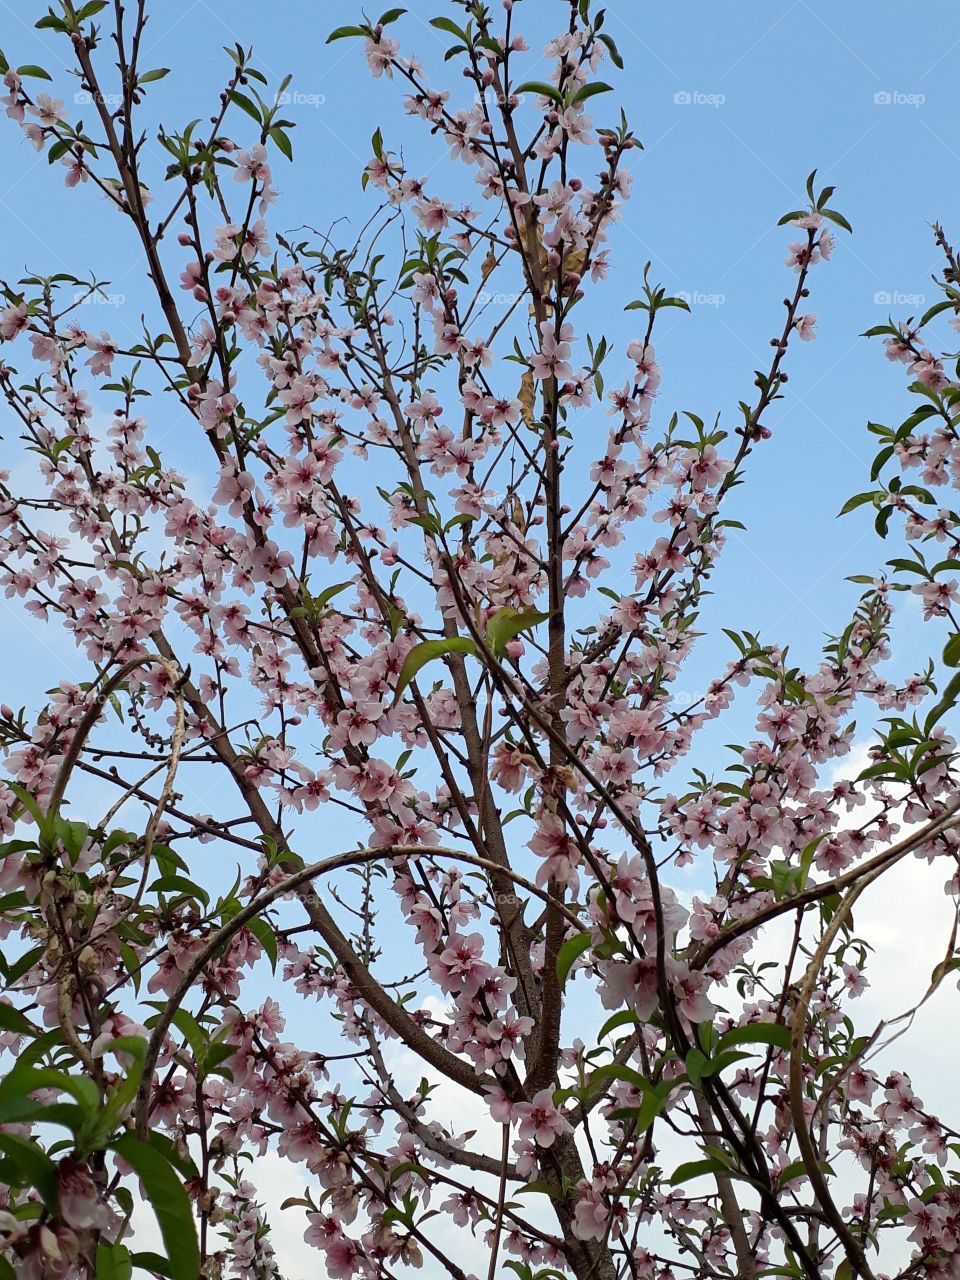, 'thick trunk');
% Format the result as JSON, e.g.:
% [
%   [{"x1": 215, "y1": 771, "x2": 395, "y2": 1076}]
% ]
[{"x1": 548, "y1": 1134, "x2": 619, "y2": 1280}]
